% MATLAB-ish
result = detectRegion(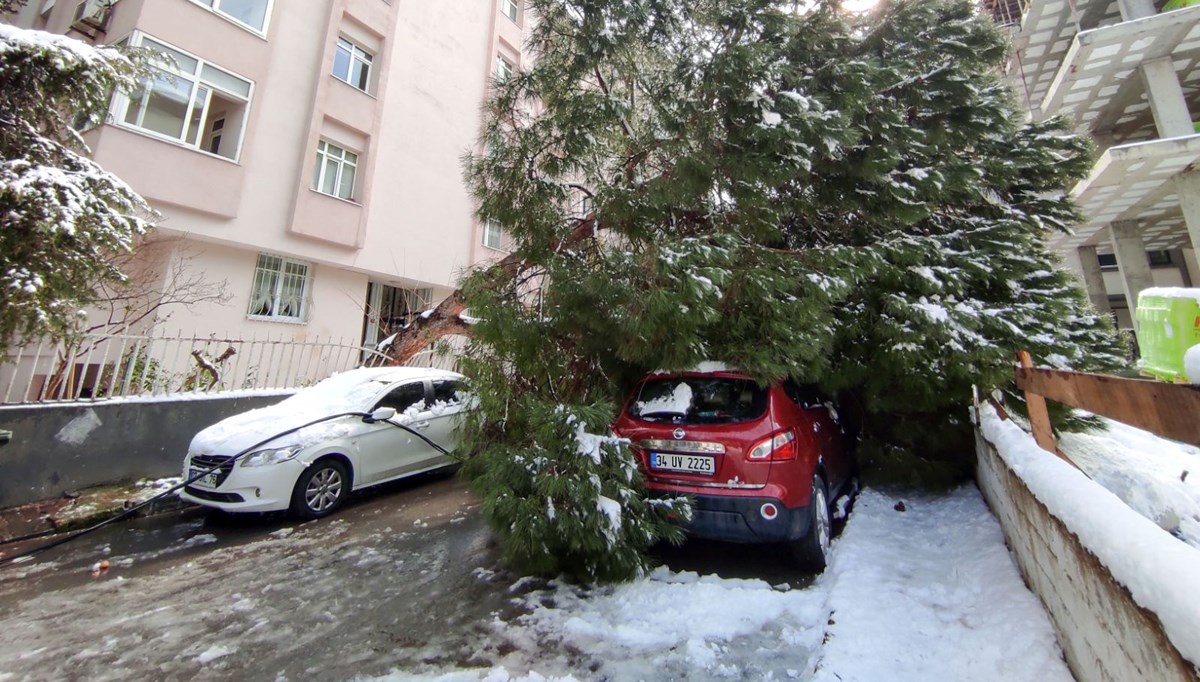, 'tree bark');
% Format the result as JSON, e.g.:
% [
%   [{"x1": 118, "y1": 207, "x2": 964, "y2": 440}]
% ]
[{"x1": 384, "y1": 218, "x2": 595, "y2": 365}]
